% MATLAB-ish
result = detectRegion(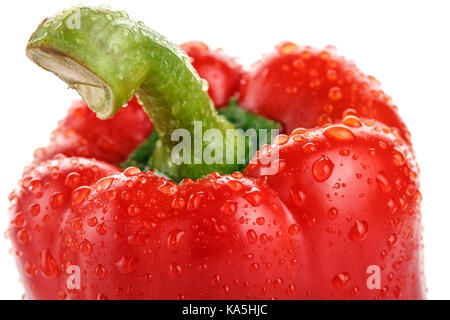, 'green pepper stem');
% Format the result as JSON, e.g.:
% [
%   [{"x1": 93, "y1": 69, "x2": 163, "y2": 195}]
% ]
[{"x1": 26, "y1": 6, "x2": 244, "y2": 180}]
